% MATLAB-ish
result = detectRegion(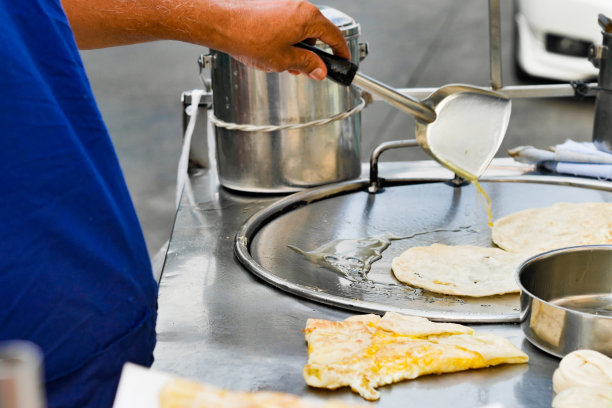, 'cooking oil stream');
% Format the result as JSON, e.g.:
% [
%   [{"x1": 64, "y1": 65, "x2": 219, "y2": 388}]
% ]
[
  {"x1": 440, "y1": 156, "x2": 494, "y2": 227},
  {"x1": 472, "y1": 179, "x2": 493, "y2": 227}
]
